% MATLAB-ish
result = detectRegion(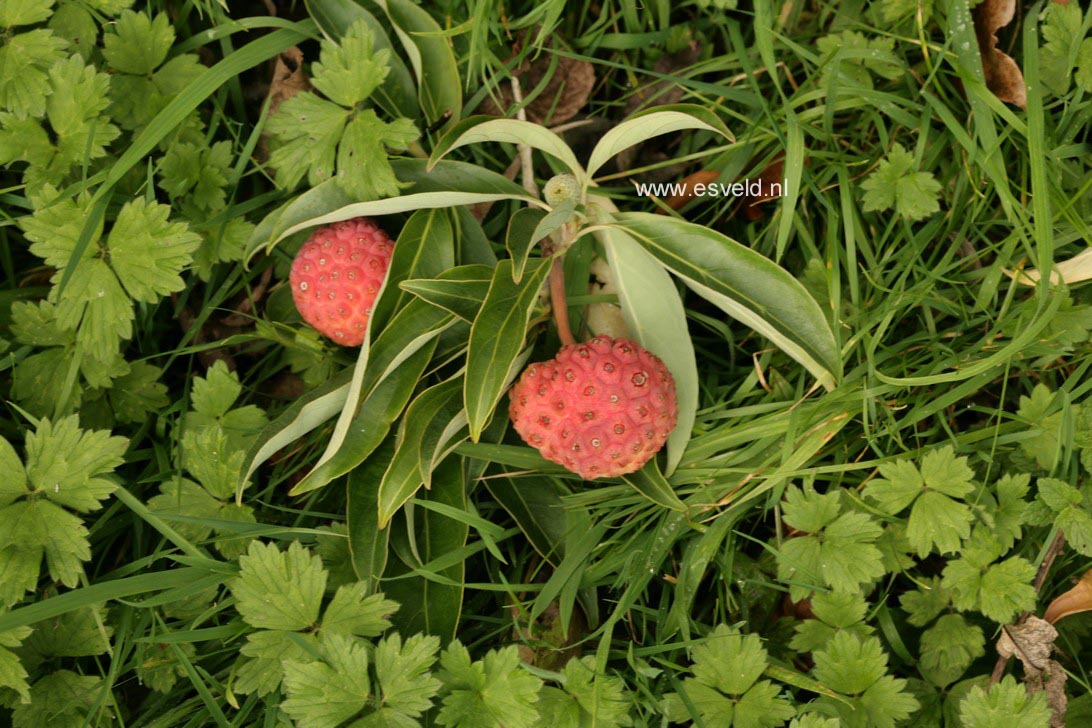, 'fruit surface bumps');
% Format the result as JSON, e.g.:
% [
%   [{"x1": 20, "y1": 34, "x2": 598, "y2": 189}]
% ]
[
  {"x1": 508, "y1": 336, "x2": 678, "y2": 479},
  {"x1": 289, "y1": 217, "x2": 394, "y2": 346}
]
